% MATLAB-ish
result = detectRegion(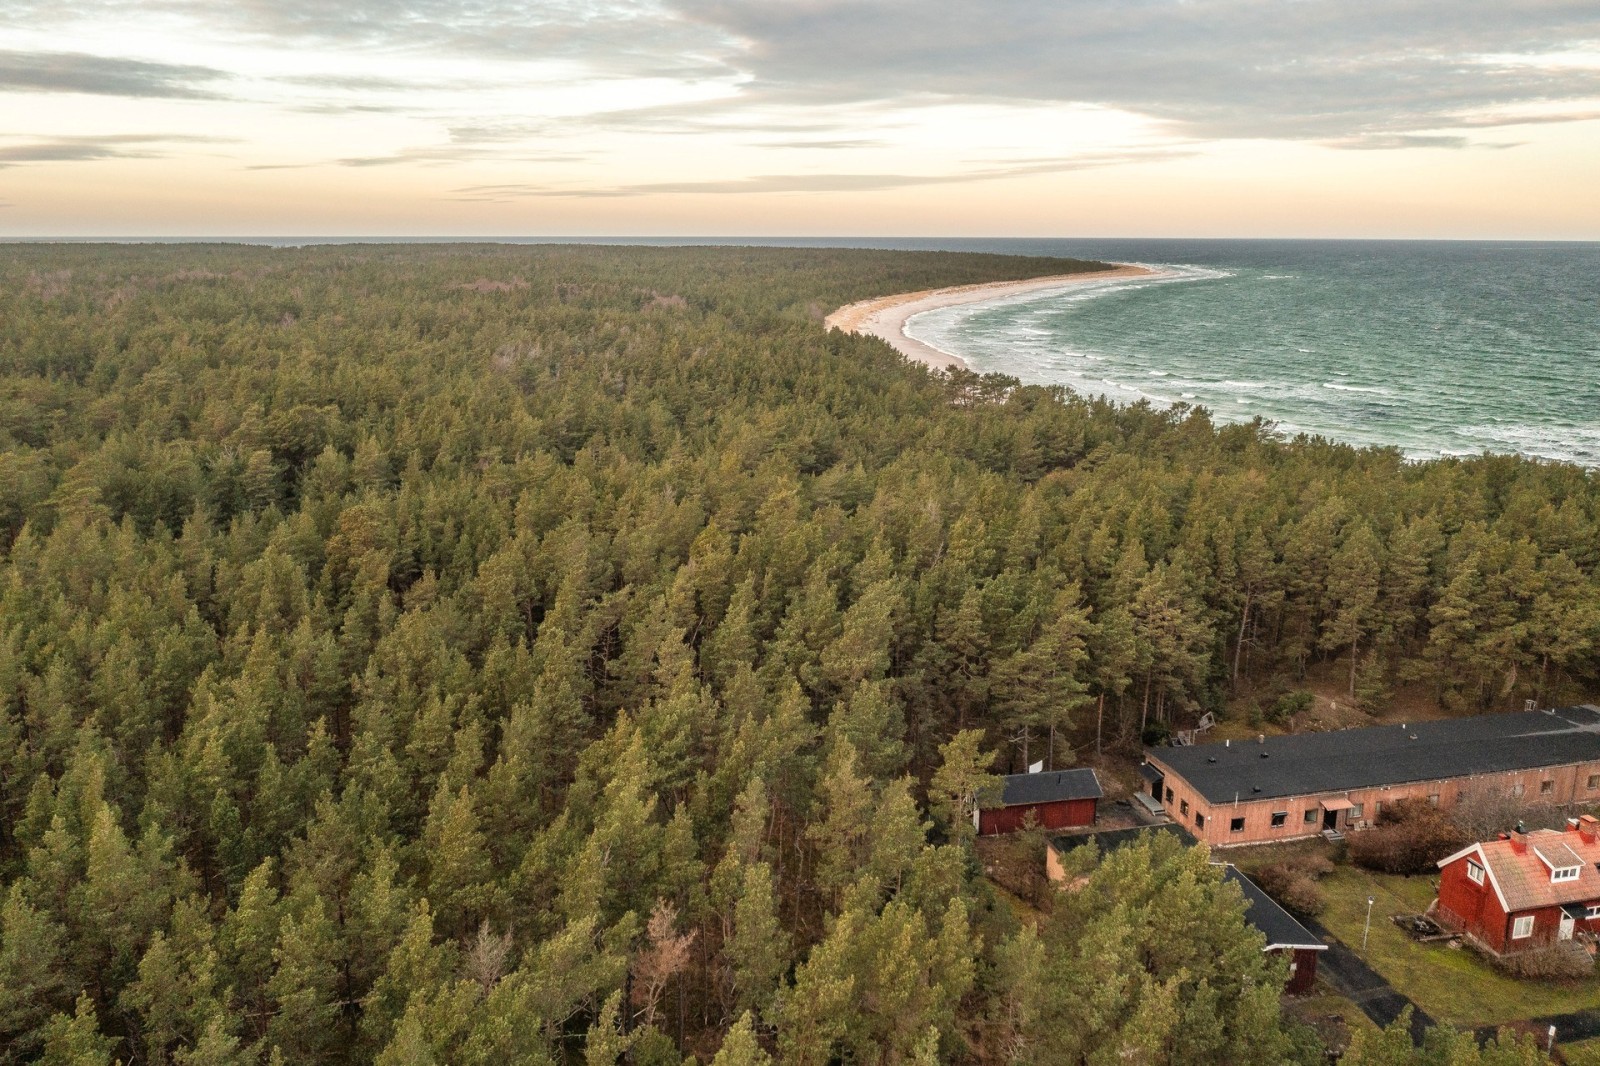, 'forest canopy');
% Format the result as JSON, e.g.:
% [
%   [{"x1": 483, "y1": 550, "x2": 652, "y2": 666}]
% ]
[{"x1": 0, "y1": 242, "x2": 1592, "y2": 1064}]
